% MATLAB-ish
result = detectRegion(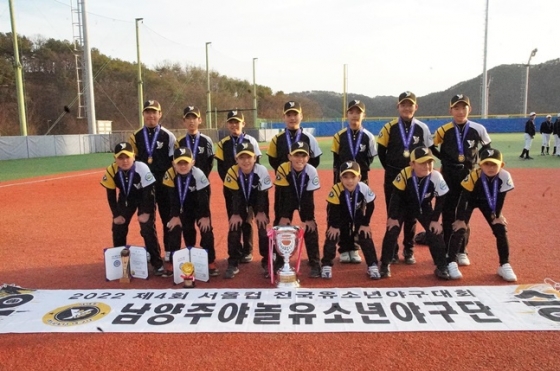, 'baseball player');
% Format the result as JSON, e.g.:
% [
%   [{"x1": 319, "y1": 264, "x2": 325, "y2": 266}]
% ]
[
  {"x1": 163, "y1": 147, "x2": 219, "y2": 277},
  {"x1": 448, "y1": 148, "x2": 517, "y2": 282},
  {"x1": 101, "y1": 142, "x2": 171, "y2": 277},
  {"x1": 215, "y1": 110, "x2": 262, "y2": 264},
  {"x1": 554, "y1": 114, "x2": 560, "y2": 156},
  {"x1": 331, "y1": 99, "x2": 377, "y2": 264},
  {"x1": 175, "y1": 105, "x2": 215, "y2": 257},
  {"x1": 434, "y1": 94, "x2": 491, "y2": 267},
  {"x1": 377, "y1": 91, "x2": 439, "y2": 265},
  {"x1": 519, "y1": 112, "x2": 536, "y2": 160},
  {"x1": 129, "y1": 100, "x2": 176, "y2": 264},
  {"x1": 539, "y1": 115, "x2": 553, "y2": 155}
]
